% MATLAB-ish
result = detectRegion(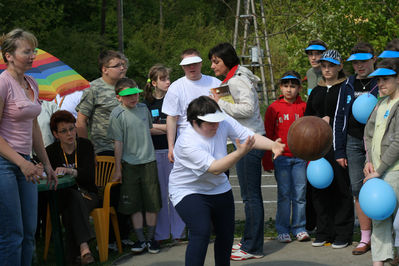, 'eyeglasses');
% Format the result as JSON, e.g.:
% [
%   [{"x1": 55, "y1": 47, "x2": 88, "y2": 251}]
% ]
[
  {"x1": 58, "y1": 126, "x2": 76, "y2": 134},
  {"x1": 106, "y1": 63, "x2": 128, "y2": 69}
]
